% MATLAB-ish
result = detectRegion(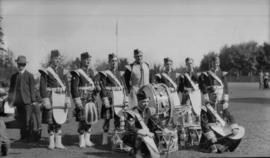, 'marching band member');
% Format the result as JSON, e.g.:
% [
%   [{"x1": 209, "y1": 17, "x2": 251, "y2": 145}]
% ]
[
  {"x1": 122, "y1": 91, "x2": 159, "y2": 158},
  {"x1": 97, "y1": 53, "x2": 126, "y2": 145},
  {"x1": 39, "y1": 50, "x2": 71, "y2": 150},
  {"x1": 123, "y1": 49, "x2": 150, "y2": 108},
  {"x1": 177, "y1": 57, "x2": 201, "y2": 147},
  {"x1": 199, "y1": 55, "x2": 243, "y2": 153},
  {"x1": 70, "y1": 52, "x2": 98, "y2": 148},
  {"x1": 154, "y1": 57, "x2": 179, "y2": 90},
  {"x1": 178, "y1": 57, "x2": 200, "y2": 102}
]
